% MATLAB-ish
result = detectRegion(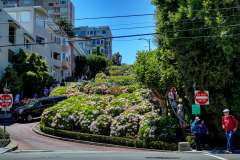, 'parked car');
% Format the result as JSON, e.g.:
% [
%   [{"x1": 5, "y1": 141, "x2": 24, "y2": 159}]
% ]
[{"x1": 13, "y1": 96, "x2": 67, "y2": 122}]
